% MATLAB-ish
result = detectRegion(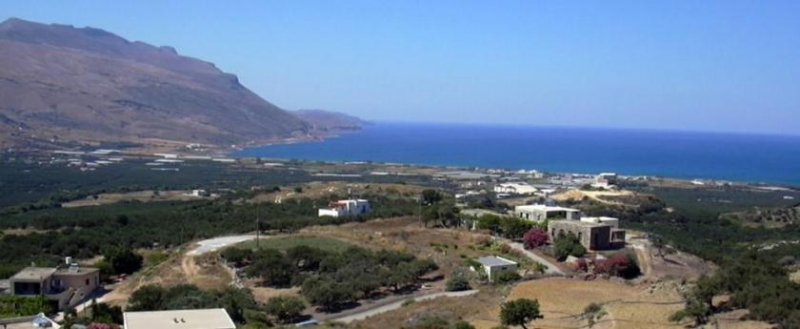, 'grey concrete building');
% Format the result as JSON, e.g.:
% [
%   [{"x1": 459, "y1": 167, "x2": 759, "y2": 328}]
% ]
[{"x1": 548, "y1": 220, "x2": 625, "y2": 250}]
